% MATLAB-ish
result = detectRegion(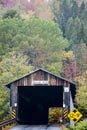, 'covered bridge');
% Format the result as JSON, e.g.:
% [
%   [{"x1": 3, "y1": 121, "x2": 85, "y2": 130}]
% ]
[{"x1": 6, "y1": 68, "x2": 76, "y2": 124}]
